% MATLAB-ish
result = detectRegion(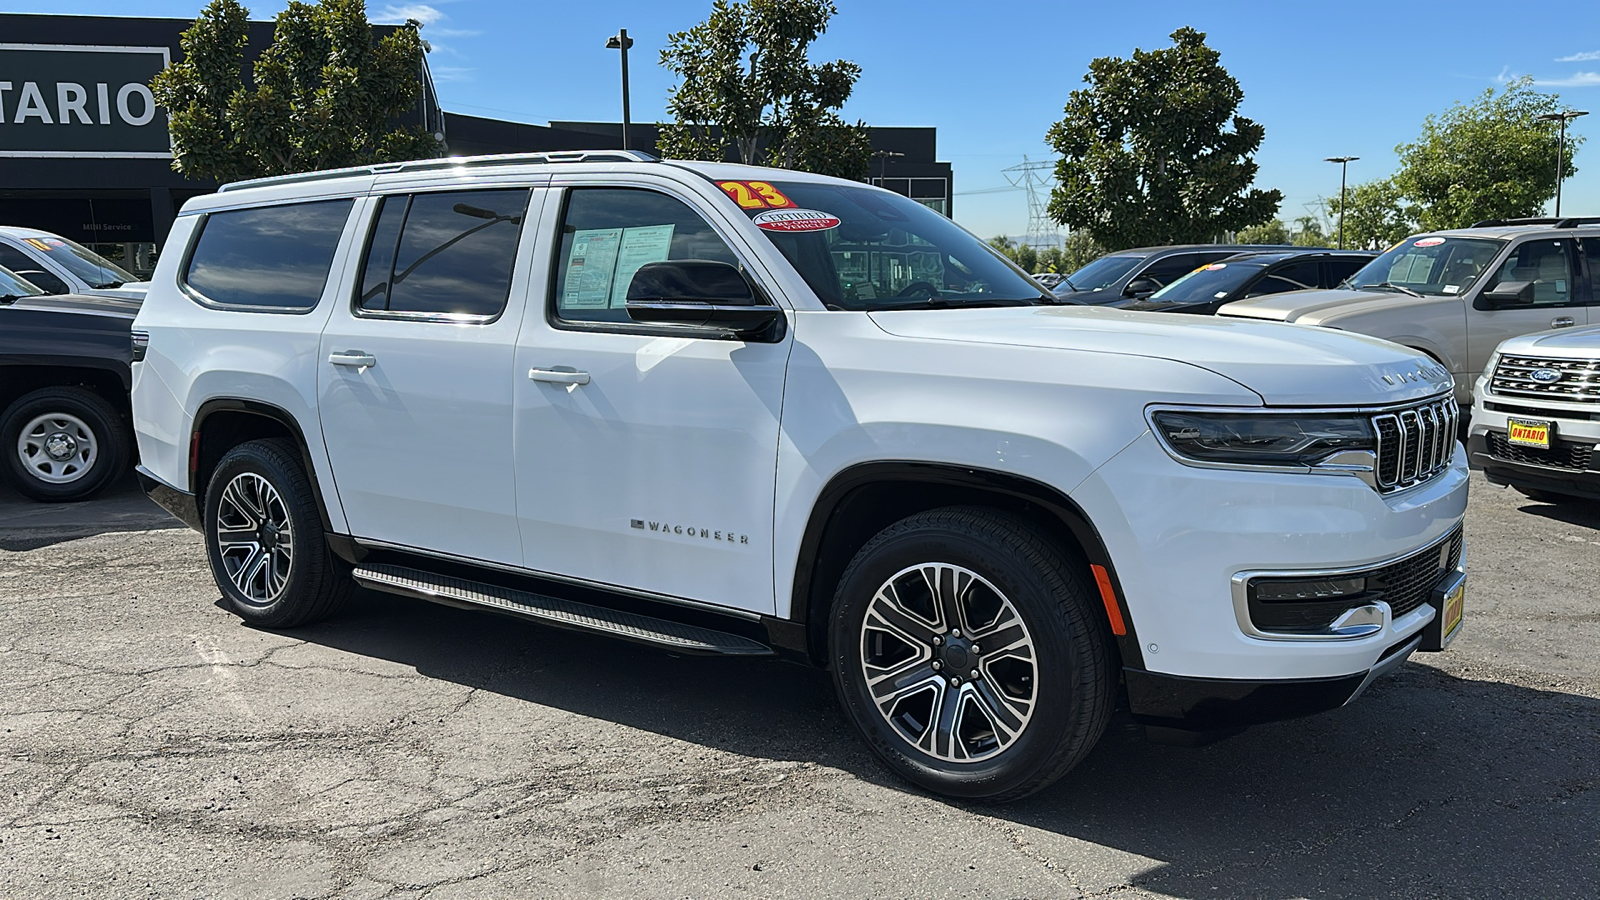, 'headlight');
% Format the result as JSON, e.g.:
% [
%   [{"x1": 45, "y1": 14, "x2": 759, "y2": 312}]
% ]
[
  {"x1": 1151, "y1": 410, "x2": 1375, "y2": 467},
  {"x1": 1481, "y1": 353, "x2": 1499, "y2": 380}
]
